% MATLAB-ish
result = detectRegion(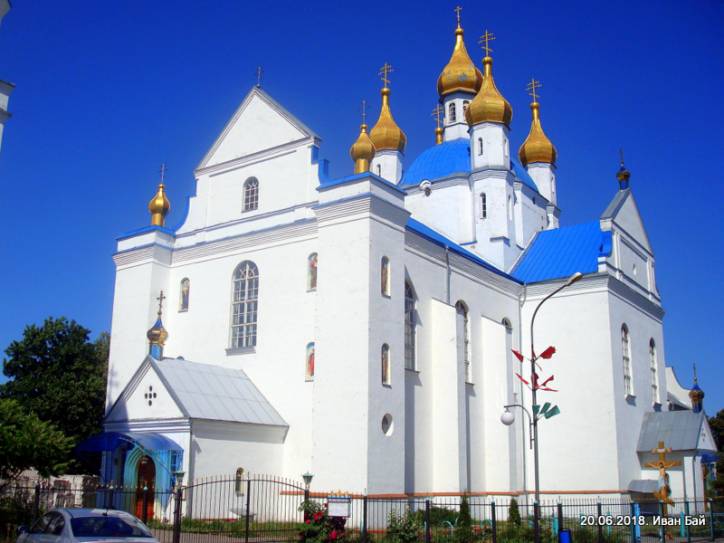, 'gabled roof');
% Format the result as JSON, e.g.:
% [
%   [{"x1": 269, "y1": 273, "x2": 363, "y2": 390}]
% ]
[
  {"x1": 637, "y1": 411, "x2": 715, "y2": 453},
  {"x1": 512, "y1": 221, "x2": 612, "y2": 283},
  {"x1": 399, "y1": 139, "x2": 539, "y2": 193}
]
